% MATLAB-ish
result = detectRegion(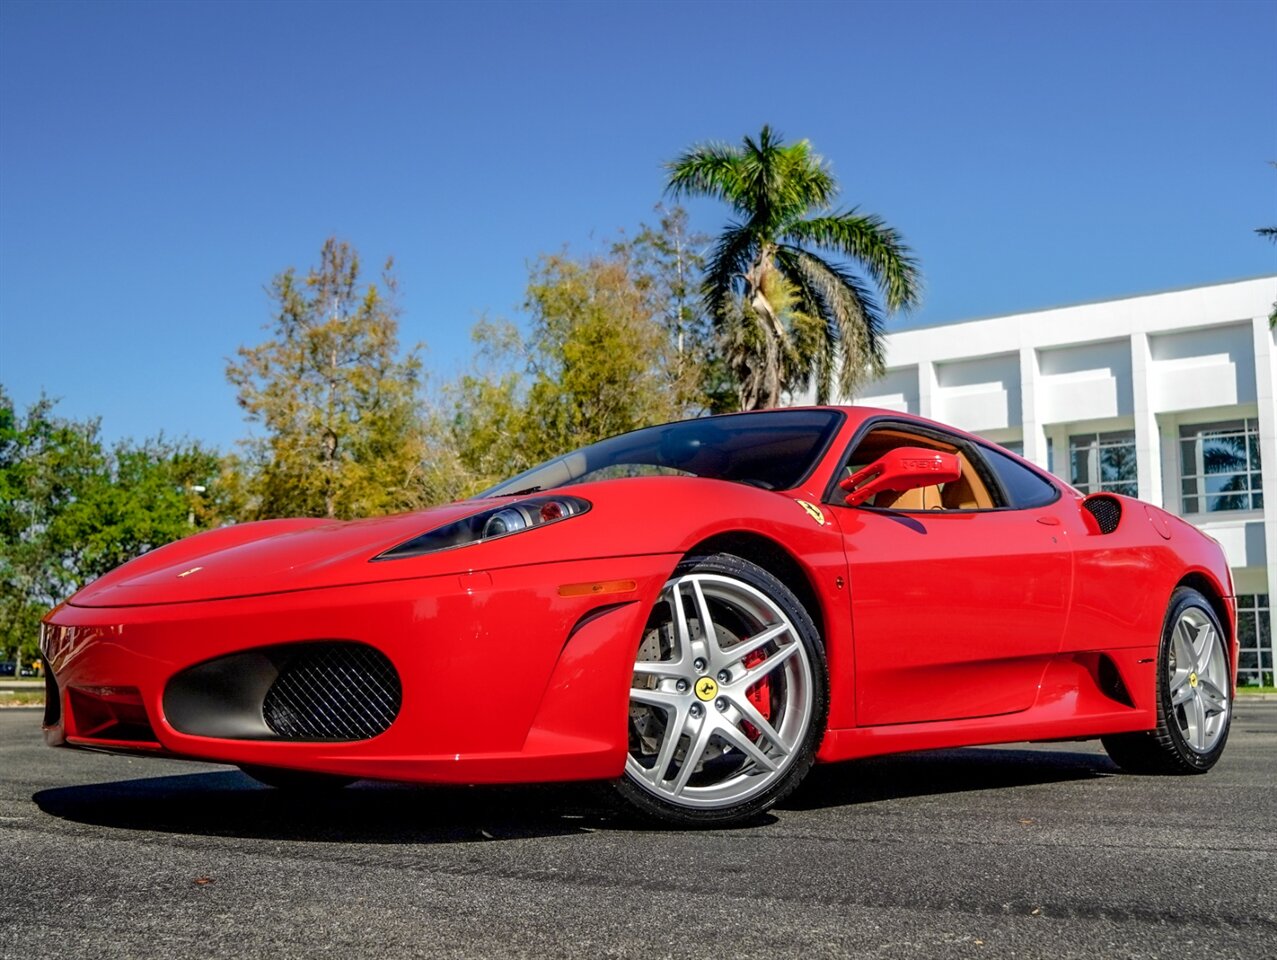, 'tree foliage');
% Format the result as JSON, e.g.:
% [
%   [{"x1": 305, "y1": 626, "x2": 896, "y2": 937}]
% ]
[
  {"x1": 436, "y1": 247, "x2": 706, "y2": 497},
  {"x1": 0, "y1": 387, "x2": 230, "y2": 665},
  {"x1": 618, "y1": 206, "x2": 734, "y2": 412},
  {"x1": 667, "y1": 125, "x2": 921, "y2": 409},
  {"x1": 227, "y1": 238, "x2": 429, "y2": 519}
]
